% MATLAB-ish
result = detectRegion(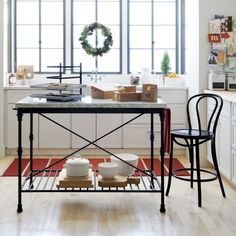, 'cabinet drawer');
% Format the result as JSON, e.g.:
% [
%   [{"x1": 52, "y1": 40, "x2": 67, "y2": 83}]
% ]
[
  {"x1": 6, "y1": 104, "x2": 39, "y2": 148},
  {"x1": 123, "y1": 104, "x2": 186, "y2": 125},
  {"x1": 208, "y1": 98, "x2": 230, "y2": 118},
  {"x1": 7, "y1": 89, "x2": 42, "y2": 104},
  {"x1": 158, "y1": 90, "x2": 187, "y2": 104},
  {"x1": 123, "y1": 114, "x2": 160, "y2": 125}
]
